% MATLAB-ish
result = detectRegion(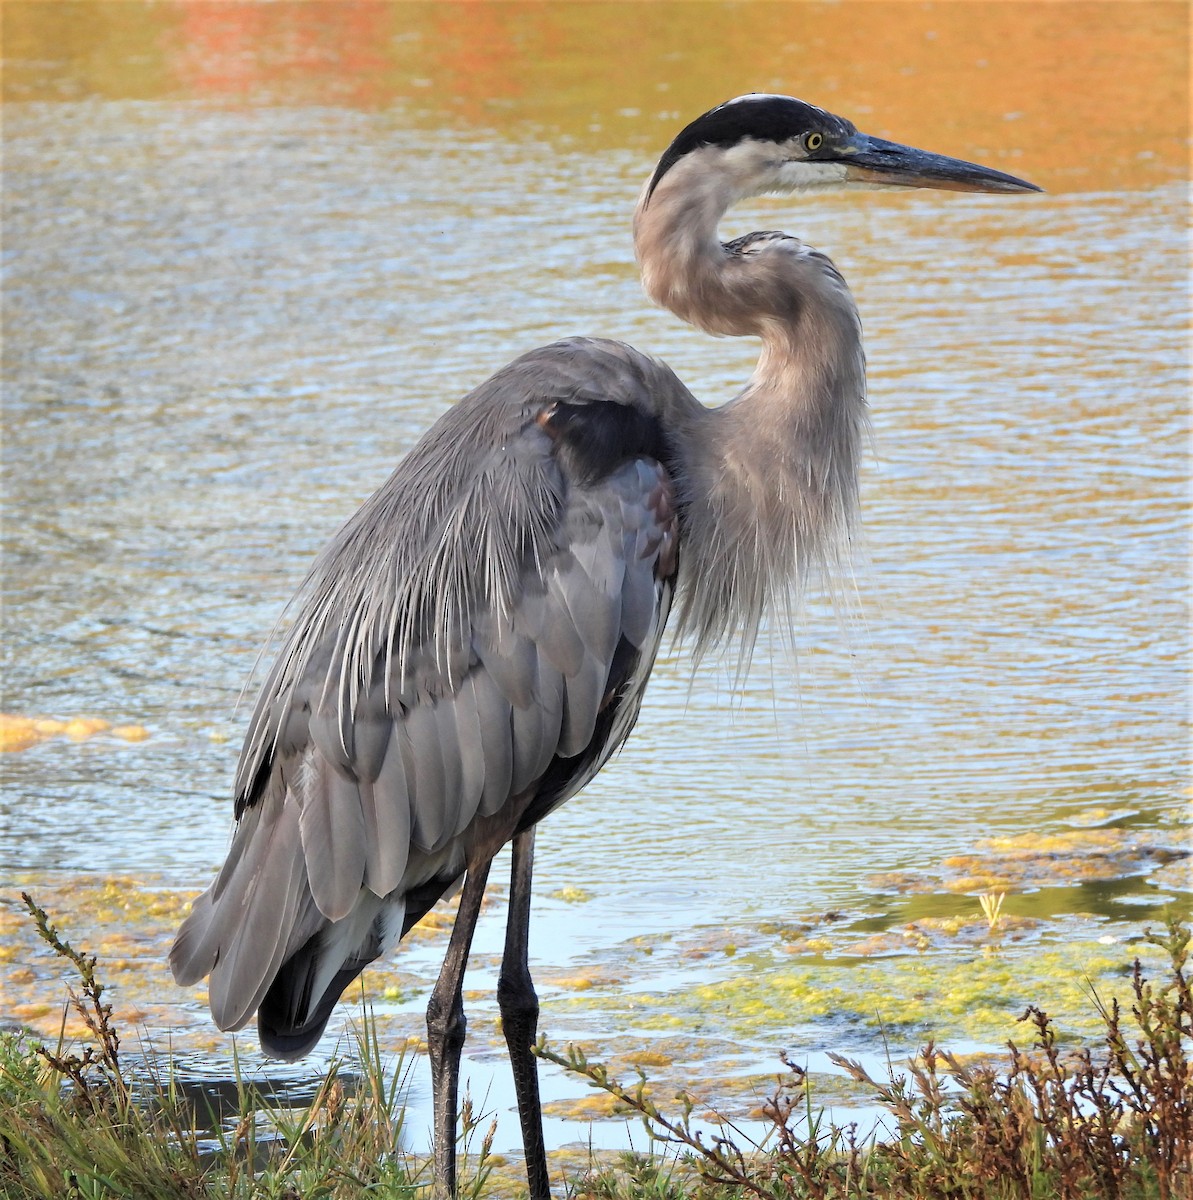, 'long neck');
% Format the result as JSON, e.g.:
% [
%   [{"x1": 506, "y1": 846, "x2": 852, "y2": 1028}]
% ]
[{"x1": 634, "y1": 162, "x2": 869, "y2": 659}]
